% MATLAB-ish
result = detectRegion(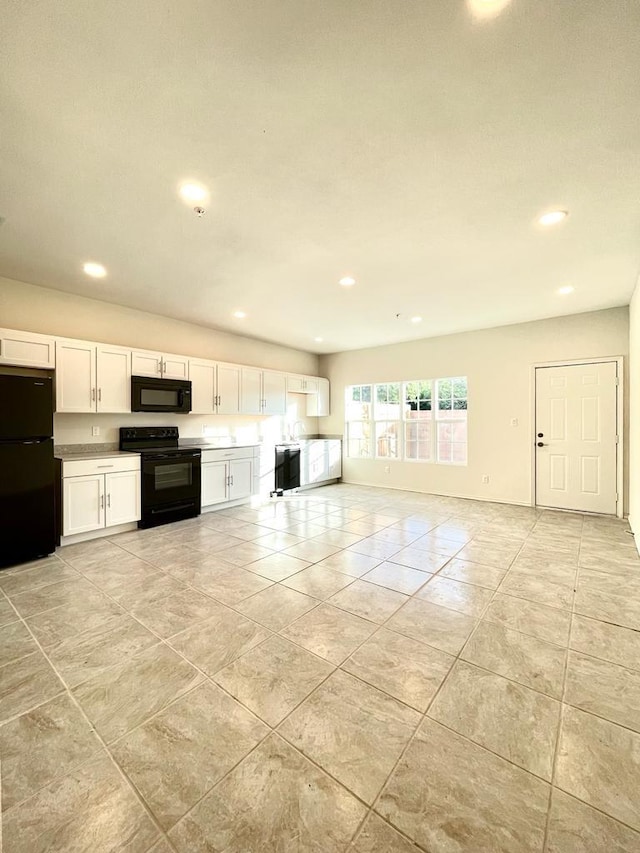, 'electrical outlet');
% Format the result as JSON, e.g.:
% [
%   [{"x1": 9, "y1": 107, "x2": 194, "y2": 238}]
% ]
[
  {"x1": 482, "y1": 474, "x2": 489, "y2": 484},
  {"x1": 511, "y1": 418, "x2": 519, "y2": 427},
  {"x1": 92, "y1": 426, "x2": 100, "y2": 437},
  {"x1": 384, "y1": 465, "x2": 391, "y2": 474}
]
